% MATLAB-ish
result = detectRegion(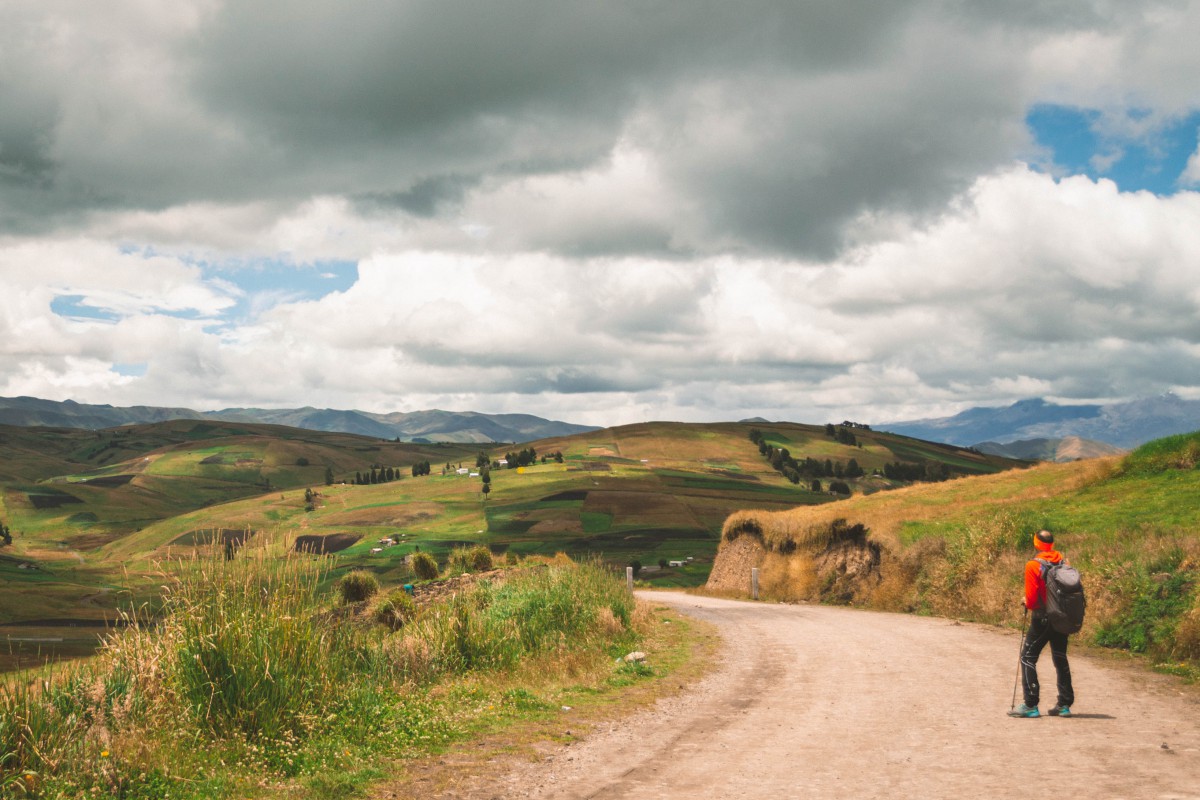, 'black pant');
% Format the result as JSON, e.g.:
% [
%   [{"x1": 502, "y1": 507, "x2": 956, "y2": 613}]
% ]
[{"x1": 1020, "y1": 613, "x2": 1074, "y2": 708}]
